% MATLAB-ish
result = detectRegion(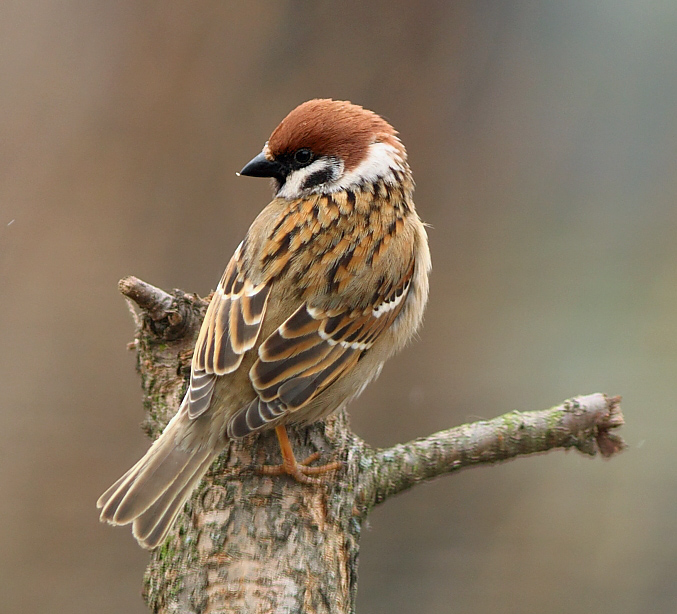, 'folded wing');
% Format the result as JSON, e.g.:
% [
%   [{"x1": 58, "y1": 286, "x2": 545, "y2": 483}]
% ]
[
  {"x1": 228, "y1": 258, "x2": 415, "y2": 436},
  {"x1": 189, "y1": 242, "x2": 271, "y2": 418}
]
